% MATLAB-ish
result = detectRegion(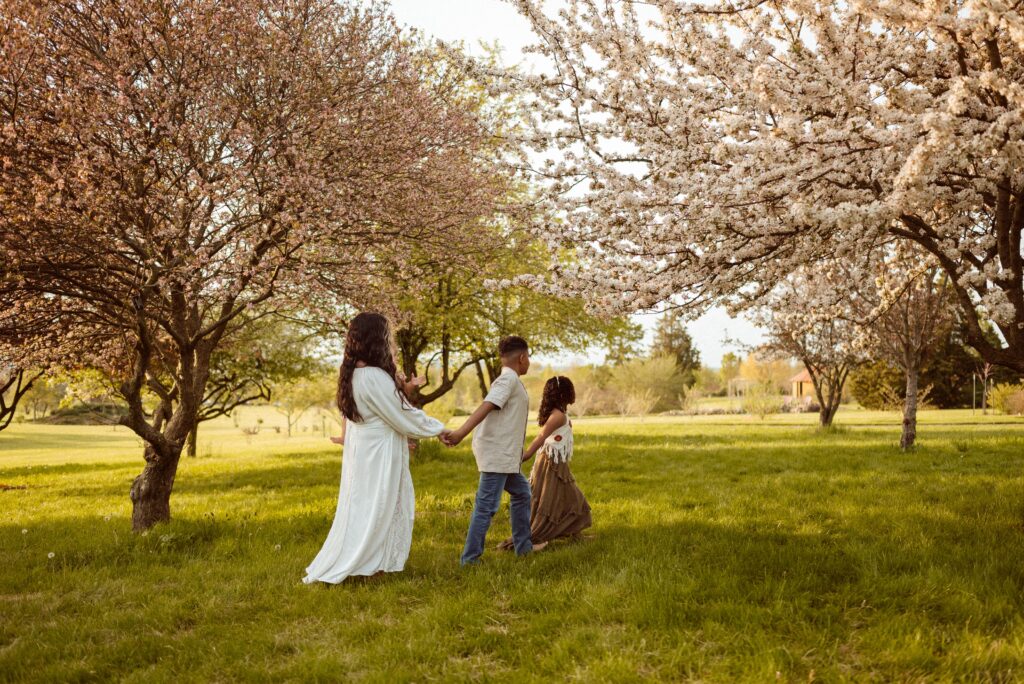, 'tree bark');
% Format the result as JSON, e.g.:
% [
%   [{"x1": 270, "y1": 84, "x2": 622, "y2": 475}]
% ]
[
  {"x1": 187, "y1": 425, "x2": 198, "y2": 458},
  {"x1": 129, "y1": 444, "x2": 182, "y2": 531},
  {"x1": 819, "y1": 402, "x2": 839, "y2": 427},
  {"x1": 475, "y1": 361, "x2": 489, "y2": 401},
  {"x1": 0, "y1": 369, "x2": 42, "y2": 432},
  {"x1": 807, "y1": 363, "x2": 843, "y2": 428},
  {"x1": 901, "y1": 368, "x2": 918, "y2": 450}
]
